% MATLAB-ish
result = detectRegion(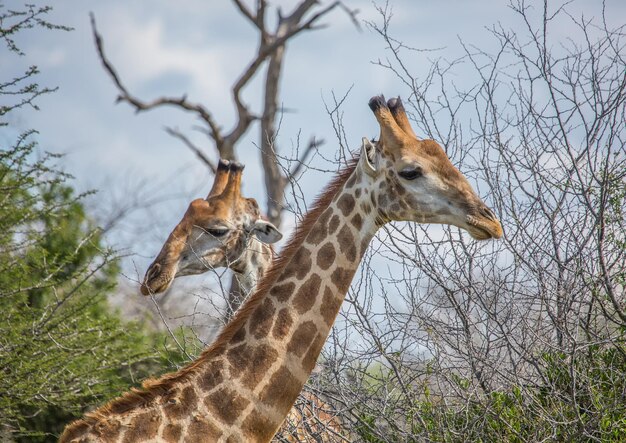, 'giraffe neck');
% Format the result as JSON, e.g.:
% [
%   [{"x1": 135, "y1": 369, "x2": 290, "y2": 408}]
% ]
[
  {"x1": 60, "y1": 160, "x2": 378, "y2": 443},
  {"x1": 230, "y1": 238, "x2": 274, "y2": 296},
  {"x1": 203, "y1": 161, "x2": 378, "y2": 441}
]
